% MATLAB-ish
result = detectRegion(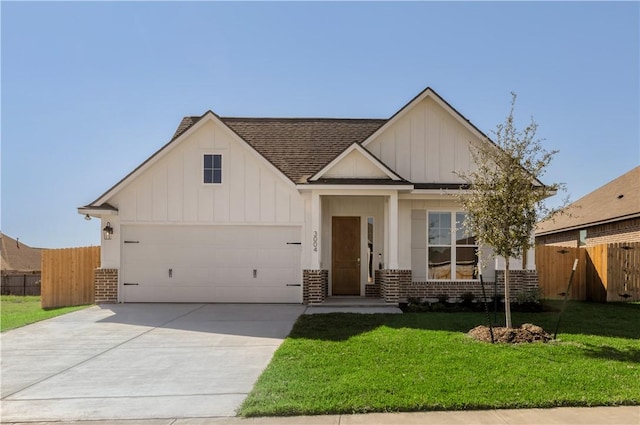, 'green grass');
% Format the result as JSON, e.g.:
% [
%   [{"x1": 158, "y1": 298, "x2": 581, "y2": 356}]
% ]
[
  {"x1": 1, "y1": 296, "x2": 90, "y2": 332},
  {"x1": 239, "y1": 301, "x2": 640, "y2": 417}
]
